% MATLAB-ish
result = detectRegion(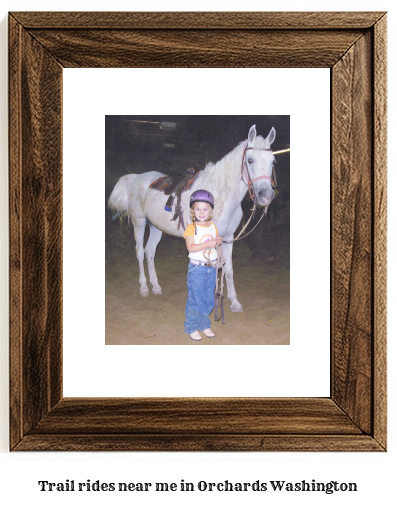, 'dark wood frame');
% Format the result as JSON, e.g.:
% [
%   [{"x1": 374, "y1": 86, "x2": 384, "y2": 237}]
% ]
[{"x1": 9, "y1": 11, "x2": 387, "y2": 451}]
